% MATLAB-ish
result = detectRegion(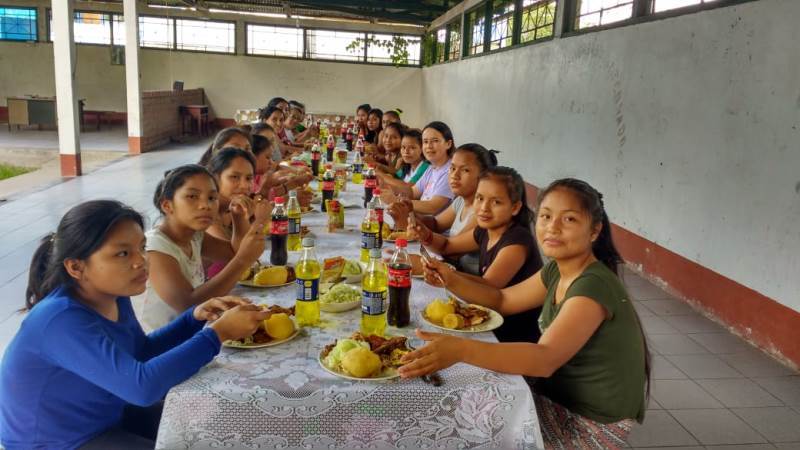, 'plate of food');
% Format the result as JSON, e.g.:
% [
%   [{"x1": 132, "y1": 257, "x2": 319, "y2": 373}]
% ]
[
  {"x1": 223, "y1": 305, "x2": 299, "y2": 349},
  {"x1": 238, "y1": 263, "x2": 296, "y2": 288},
  {"x1": 319, "y1": 332, "x2": 411, "y2": 381},
  {"x1": 384, "y1": 230, "x2": 417, "y2": 244},
  {"x1": 421, "y1": 297, "x2": 503, "y2": 333},
  {"x1": 319, "y1": 283, "x2": 361, "y2": 312}
]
